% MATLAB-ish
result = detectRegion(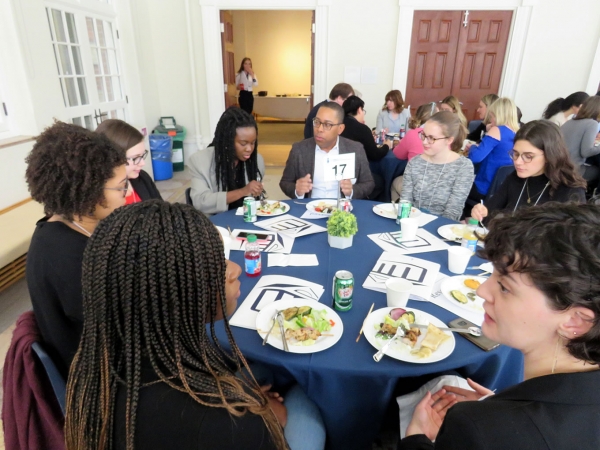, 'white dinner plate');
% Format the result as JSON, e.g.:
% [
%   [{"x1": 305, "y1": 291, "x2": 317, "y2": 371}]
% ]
[
  {"x1": 363, "y1": 307, "x2": 455, "y2": 363},
  {"x1": 255, "y1": 299, "x2": 343, "y2": 353},
  {"x1": 372, "y1": 203, "x2": 422, "y2": 220},
  {"x1": 305, "y1": 199, "x2": 353, "y2": 216},
  {"x1": 440, "y1": 275, "x2": 487, "y2": 314},
  {"x1": 437, "y1": 224, "x2": 487, "y2": 247},
  {"x1": 256, "y1": 200, "x2": 290, "y2": 217}
]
